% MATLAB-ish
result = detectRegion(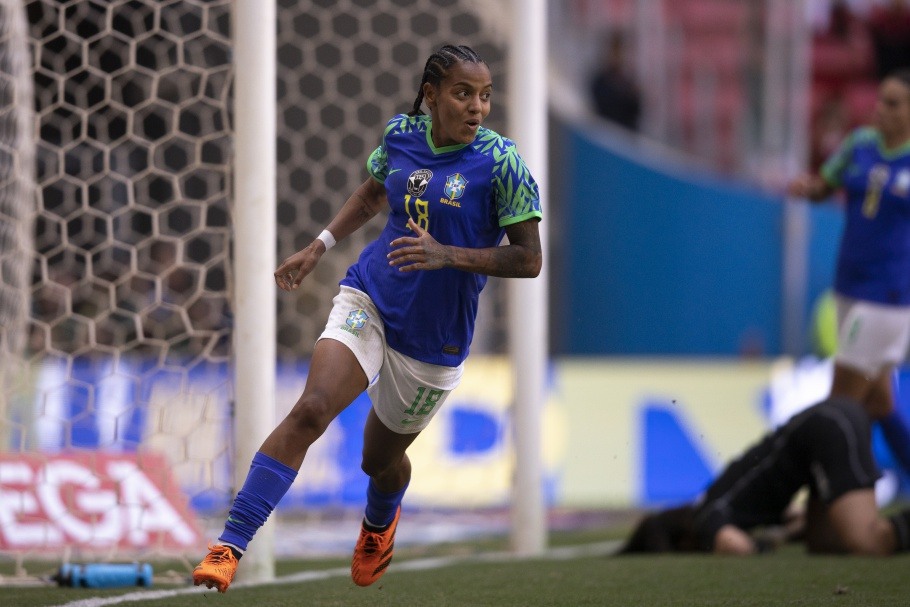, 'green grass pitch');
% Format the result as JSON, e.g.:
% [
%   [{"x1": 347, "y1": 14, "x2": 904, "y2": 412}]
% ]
[{"x1": 5, "y1": 529, "x2": 910, "y2": 606}]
